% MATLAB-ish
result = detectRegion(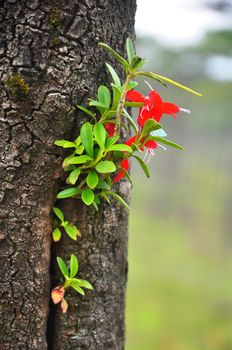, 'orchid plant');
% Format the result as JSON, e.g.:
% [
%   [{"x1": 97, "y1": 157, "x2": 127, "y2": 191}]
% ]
[{"x1": 51, "y1": 38, "x2": 201, "y2": 313}]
